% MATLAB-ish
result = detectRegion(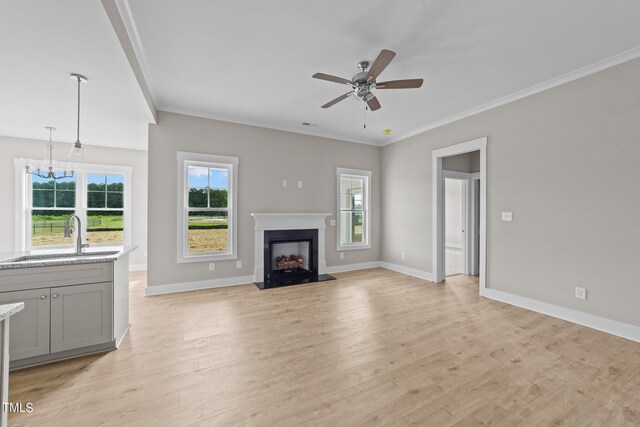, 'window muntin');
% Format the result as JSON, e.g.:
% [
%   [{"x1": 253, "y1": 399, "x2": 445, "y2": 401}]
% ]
[{"x1": 337, "y1": 169, "x2": 371, "y2": 250}]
